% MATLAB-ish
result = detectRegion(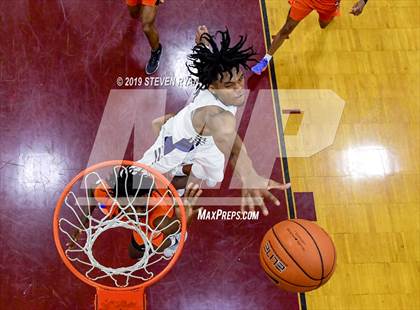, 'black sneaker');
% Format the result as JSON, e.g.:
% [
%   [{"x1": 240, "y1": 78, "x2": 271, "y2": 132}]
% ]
[{"x1": 145, "y1": 44, "x2": 162, "y2": 75}]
